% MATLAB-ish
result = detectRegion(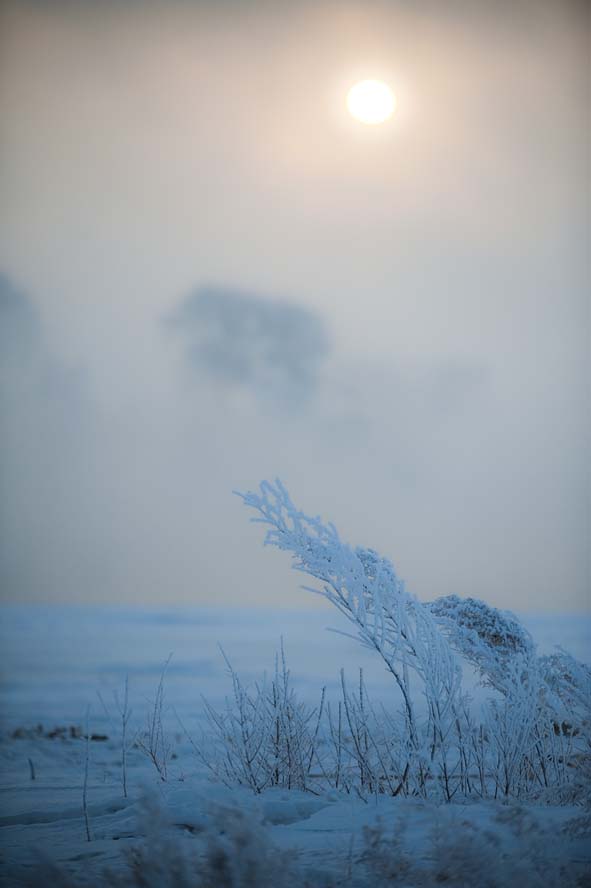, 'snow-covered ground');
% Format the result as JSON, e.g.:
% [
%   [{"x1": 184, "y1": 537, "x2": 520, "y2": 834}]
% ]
[{"x1": 1, "y1": 606, "x2": 590, "y2": 886}]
